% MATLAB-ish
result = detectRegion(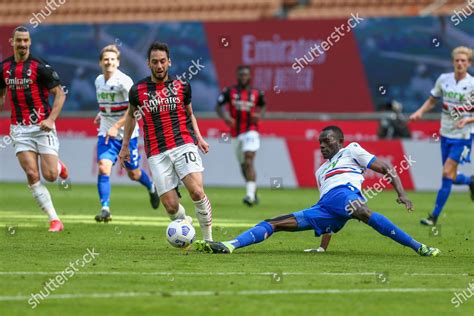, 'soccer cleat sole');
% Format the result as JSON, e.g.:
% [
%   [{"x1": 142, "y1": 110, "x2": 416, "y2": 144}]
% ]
[{"x1": 94, "y1": 215, "x2": 112, "y2": 223}]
